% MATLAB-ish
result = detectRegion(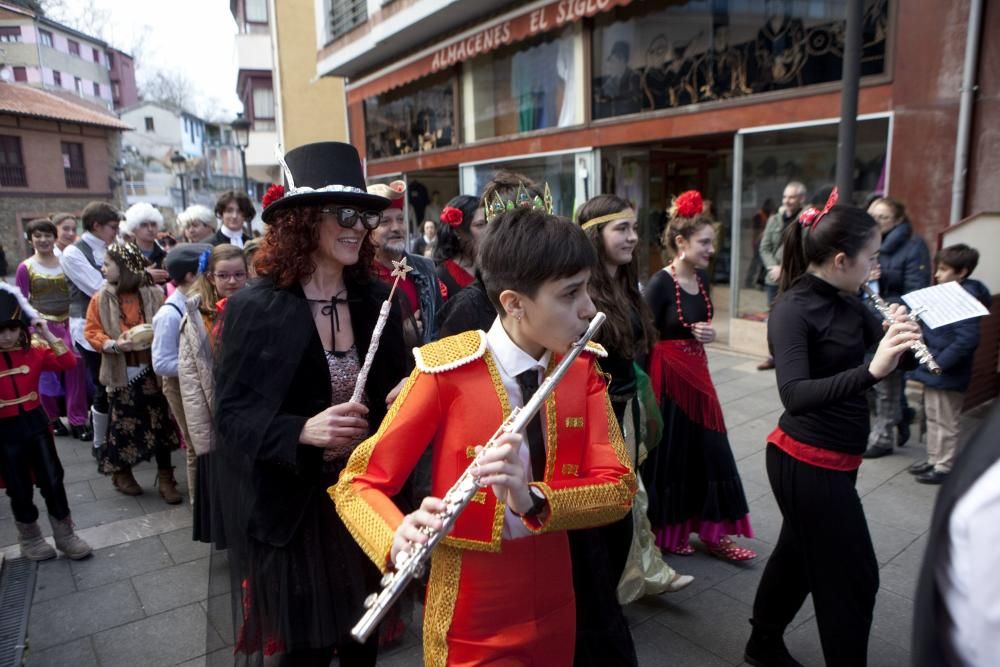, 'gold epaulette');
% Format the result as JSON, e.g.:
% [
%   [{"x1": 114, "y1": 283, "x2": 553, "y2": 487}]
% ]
[
  {"x1": 30, "y1": 334, "x2": 47, "y2": 349},
  {"x1": 583, "y1": 341, "x2": 608, "y2": 358},
  {"x1": 413, "y1": 330, "x2": 487, "y2": 373}
]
